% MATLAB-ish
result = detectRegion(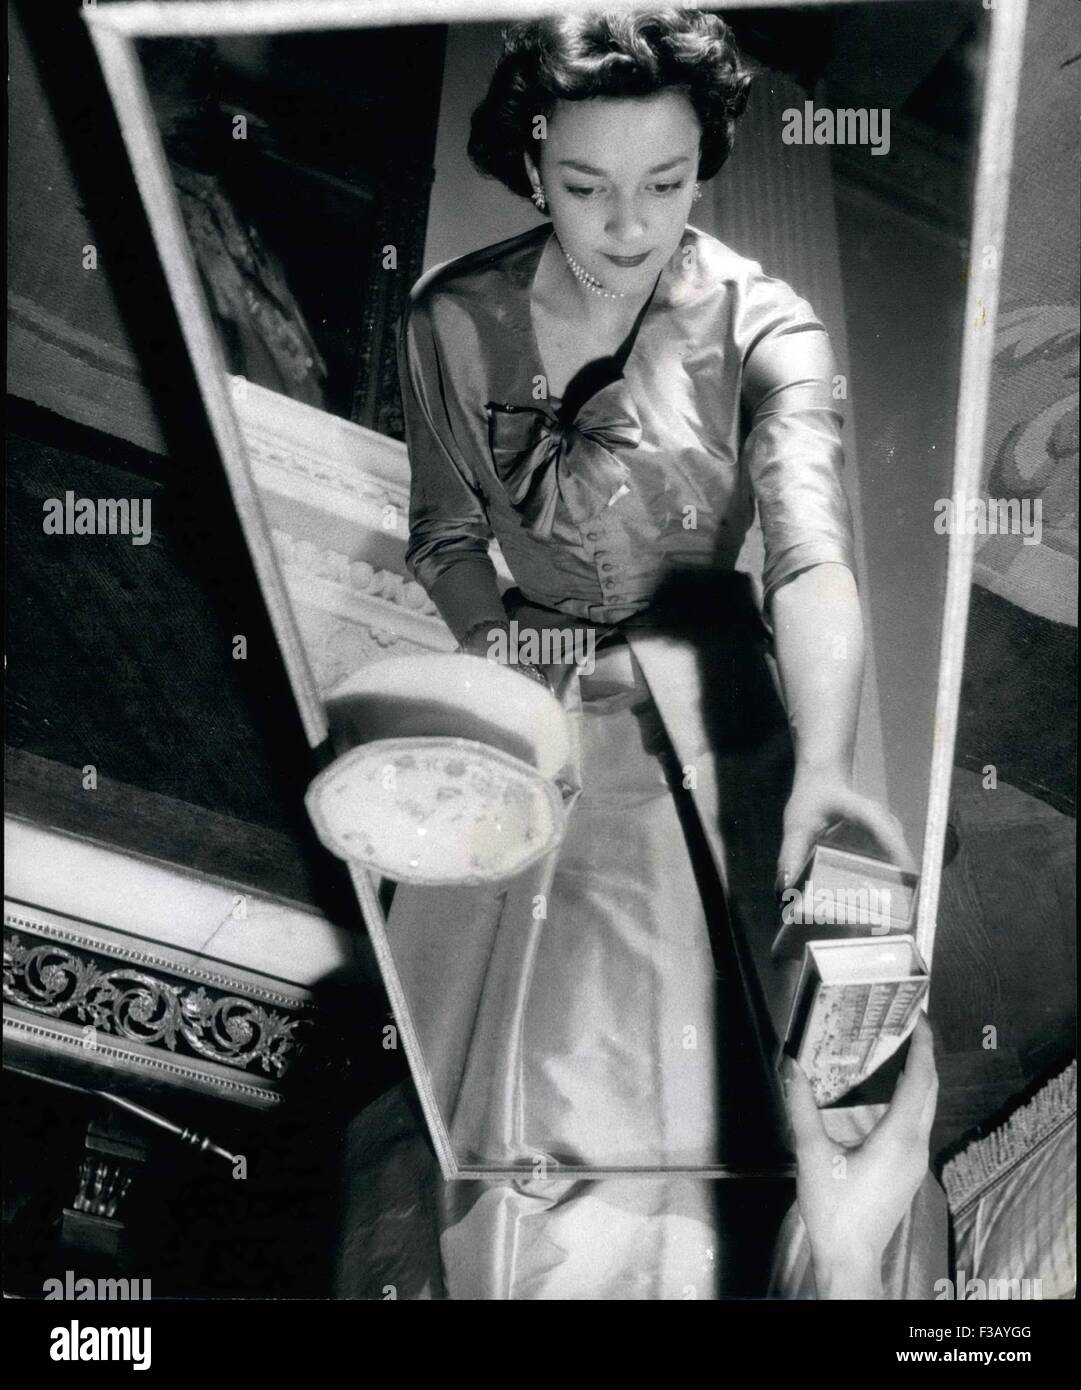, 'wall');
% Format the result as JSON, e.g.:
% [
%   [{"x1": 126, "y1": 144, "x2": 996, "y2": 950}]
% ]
[
  {"x1": 832, "y1": 189, "x2": 966, "y2": 848},
  {"x1": 7, "y1": 1, "x2": 191, "y2": 455},
  {"x1": 422, "y1": 23, "x2": 537, "y2": 271}
]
